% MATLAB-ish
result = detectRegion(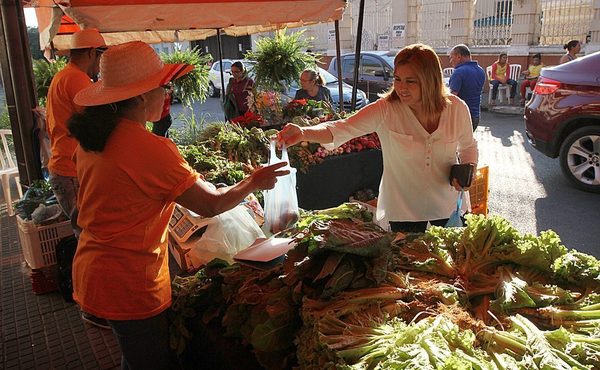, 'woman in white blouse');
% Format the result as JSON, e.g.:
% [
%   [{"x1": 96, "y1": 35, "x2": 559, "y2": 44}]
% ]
[{"x1": 278, "y1": 43, "x2": 478, "y2": 233}]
